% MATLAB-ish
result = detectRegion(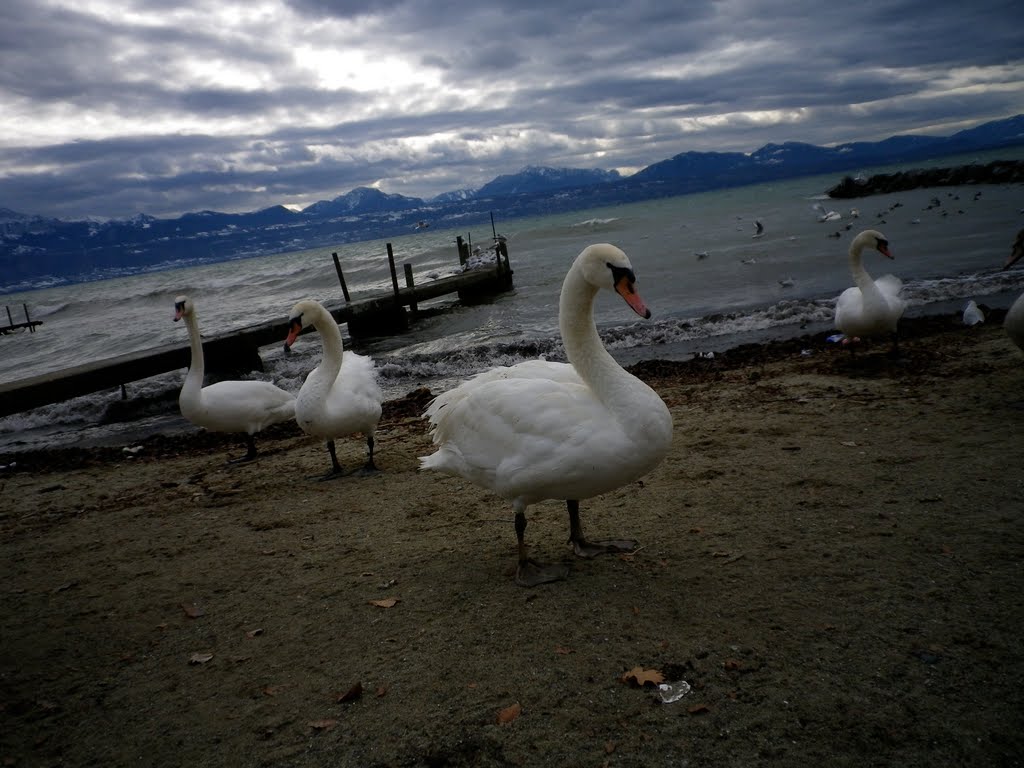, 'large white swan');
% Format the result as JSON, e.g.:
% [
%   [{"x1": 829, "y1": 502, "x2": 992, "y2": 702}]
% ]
[
  {"x1": 284, "y1": 299, "x2": 383, "y2": 478},
  {"x1": 173, "y1": 295, "x2": 296, "y2": 463},
  {"x1": 1003, "y1": 228, "x2": 1024, "y2": 352},
  {"x1": 420, "y1": 244, "x2": 674, "y2": 587},
  {"x1": 834, "y1": 229, "x2": 907, "y2": 351}
]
